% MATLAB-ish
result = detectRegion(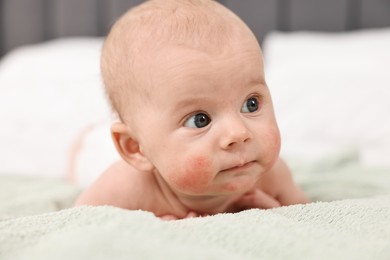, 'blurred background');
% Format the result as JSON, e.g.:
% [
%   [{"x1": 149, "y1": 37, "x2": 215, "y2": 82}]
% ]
[
  {"x1": 1, "y1": 0, "x2": 390, "y2": 57},
  {"x1": 0, "y1": 0, "x2": 389, "y2": 191}
]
